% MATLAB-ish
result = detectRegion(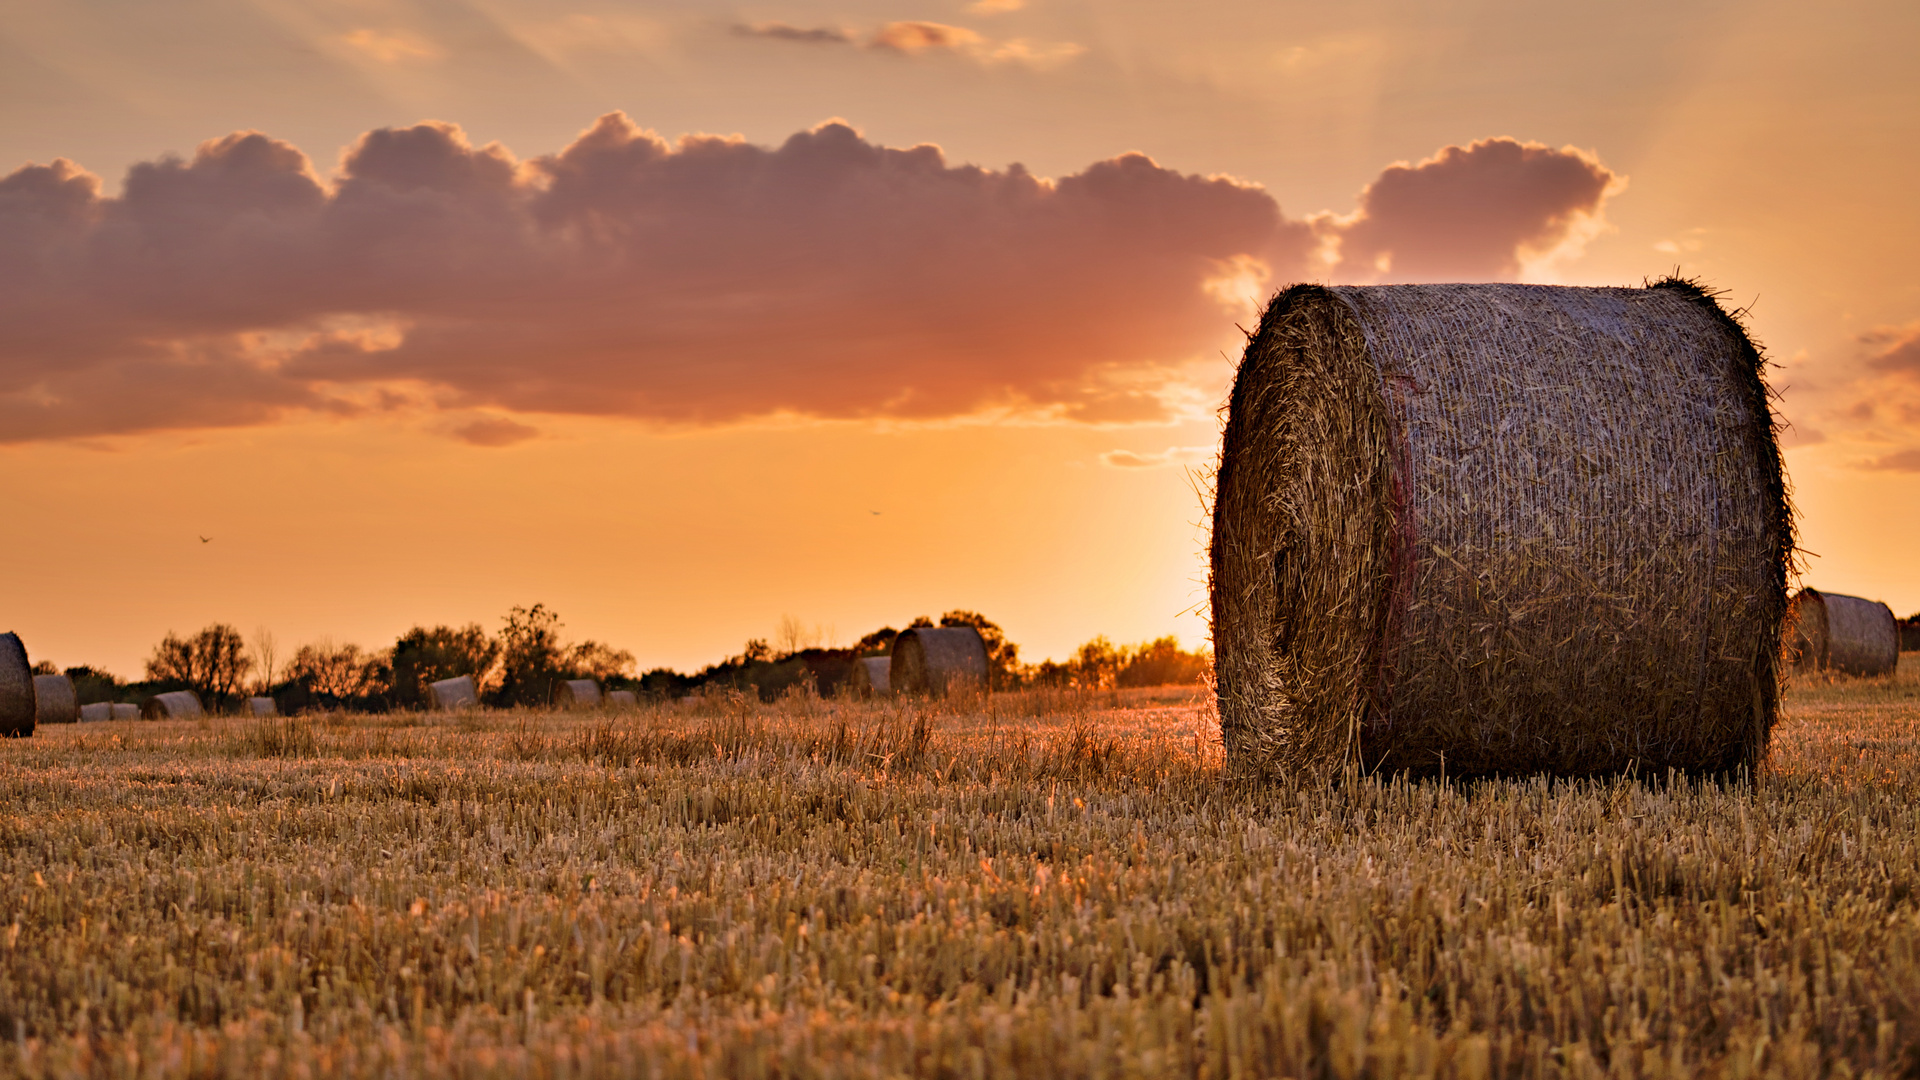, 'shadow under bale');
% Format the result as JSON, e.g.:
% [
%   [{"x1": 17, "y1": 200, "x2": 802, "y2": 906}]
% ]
[{"x1": 1211, "y1": 279, "x2": 1791, "y2": 779}]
